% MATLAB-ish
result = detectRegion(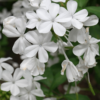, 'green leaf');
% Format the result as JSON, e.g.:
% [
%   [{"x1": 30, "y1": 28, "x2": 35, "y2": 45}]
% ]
[
  {"x1": 40, "y1": 68, "x2": 54, "y2": 87},
  {"x1": 51, "y1": 71, "x2": 66, "y2": 90},
  {"x1": 75, "y1": 0, "x2": 89, "y2": 8},
  {"x1": 64, "y1": 94, "x2": 90, "y2": 100},
  {"x1": 86, "y1": 7, "x2": 100, "y2": 18}
]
